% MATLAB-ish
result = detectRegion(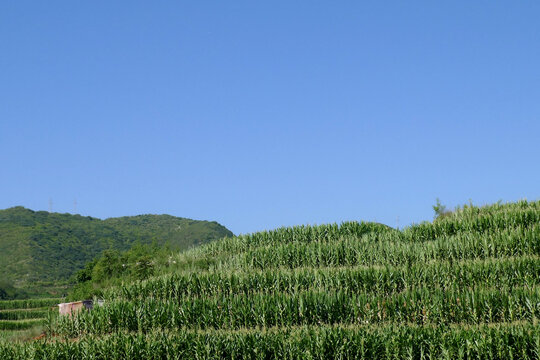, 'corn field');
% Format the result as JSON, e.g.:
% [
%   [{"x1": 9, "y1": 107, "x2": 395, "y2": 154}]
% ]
[
  {"x1": 0, "y1": 324, "x2": 538, "y2": 359},
  {"x1": 0, "y1": 200, "x2": 539, "y2": 359},
  {"x1": 0, "y1": 299, "x2": 60, "y2": 342},
  {"x1": 0, "y1": 309, "x2": 49, "y2": 321},
  {"x1": 0, "y1": 298, "x2": 61, "y2": 310}
]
